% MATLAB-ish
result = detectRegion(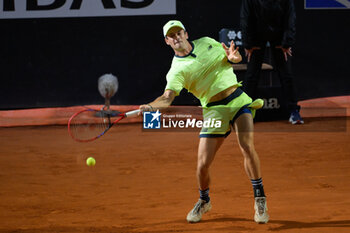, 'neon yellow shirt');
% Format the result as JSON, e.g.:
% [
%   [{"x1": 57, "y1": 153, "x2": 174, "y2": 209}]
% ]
[{"x1": 165, "y1": 37, "x2": 241, "y2": 106}]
